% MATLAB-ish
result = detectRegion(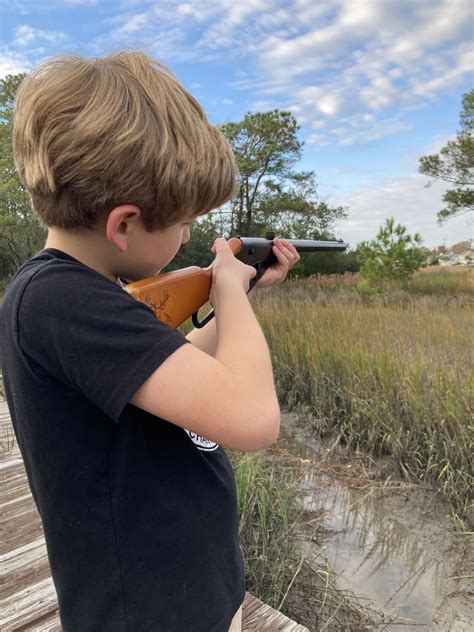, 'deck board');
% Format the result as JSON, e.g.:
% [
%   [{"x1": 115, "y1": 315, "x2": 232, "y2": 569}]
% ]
[{"x1": 1, "y1": 399, "x2": 308, "y2": 631}]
